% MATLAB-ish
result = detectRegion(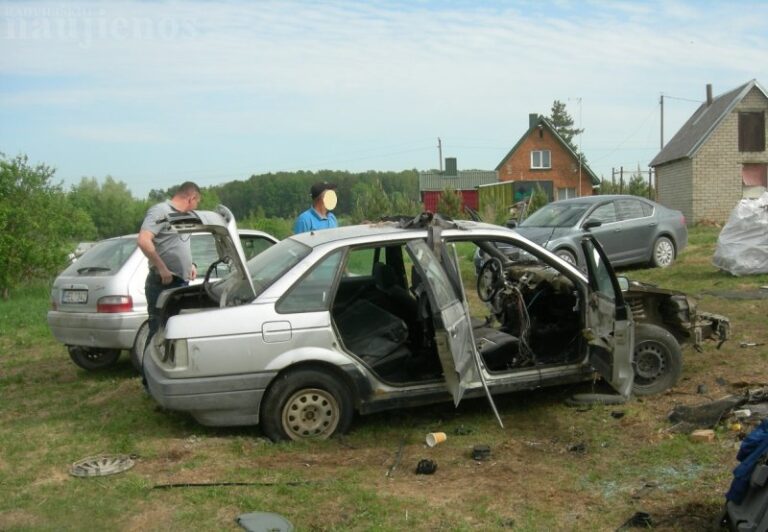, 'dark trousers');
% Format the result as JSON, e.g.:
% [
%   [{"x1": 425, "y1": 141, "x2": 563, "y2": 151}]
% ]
[
  {"x1": 142, "y1": 272, "x2": 187, "y2": 390},
  {"x1": 144, "y1": 271, "x2": 188, "y2": 349}
]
